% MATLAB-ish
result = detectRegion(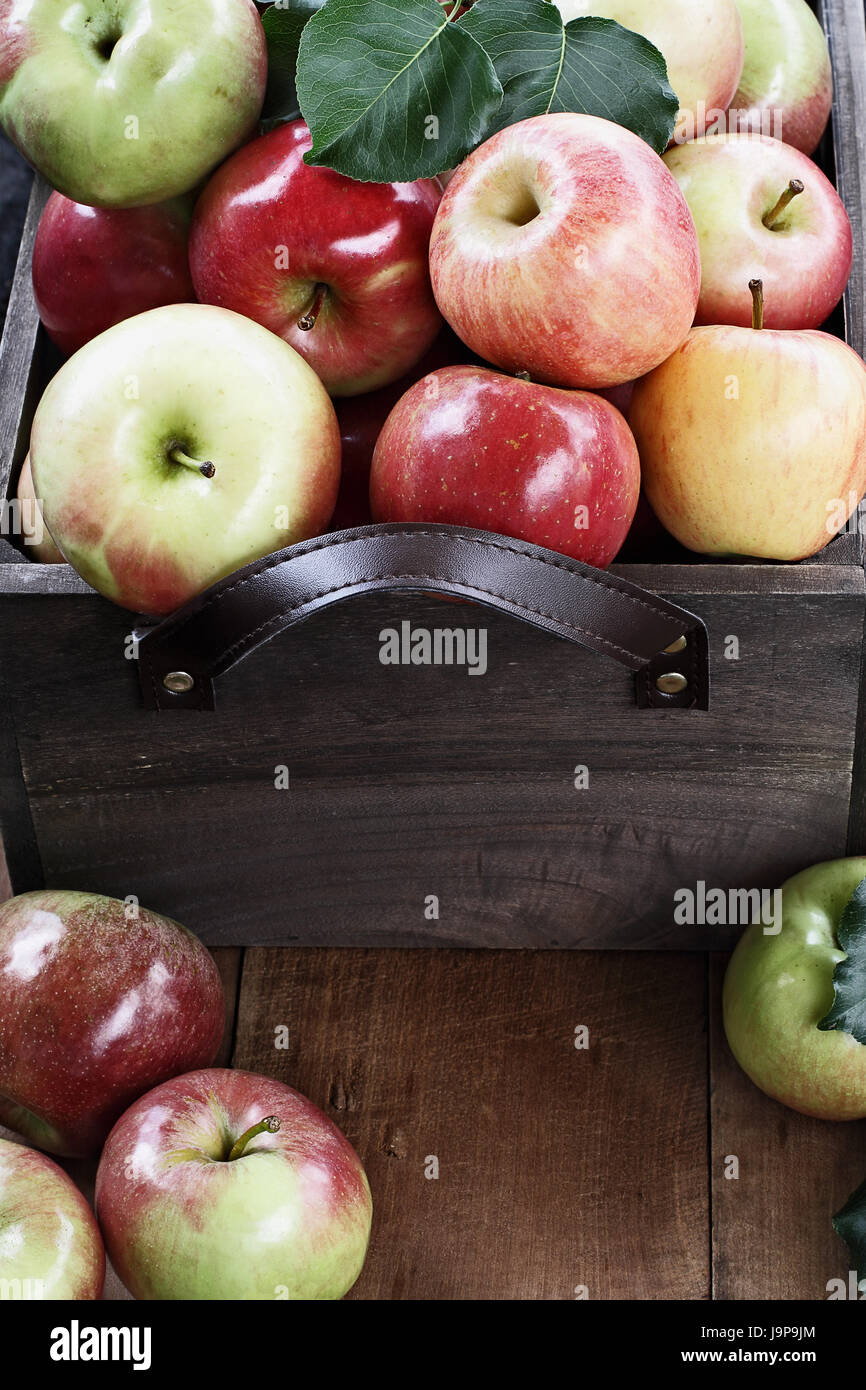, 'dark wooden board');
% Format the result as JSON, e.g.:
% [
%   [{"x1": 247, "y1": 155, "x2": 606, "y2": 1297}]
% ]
[
  {"x1": 232, "y1": 948, "x2": 710, "y2": 1300},
  {"x1": 709, "y1": 956, "x2": 865, "y2": 1300}
]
